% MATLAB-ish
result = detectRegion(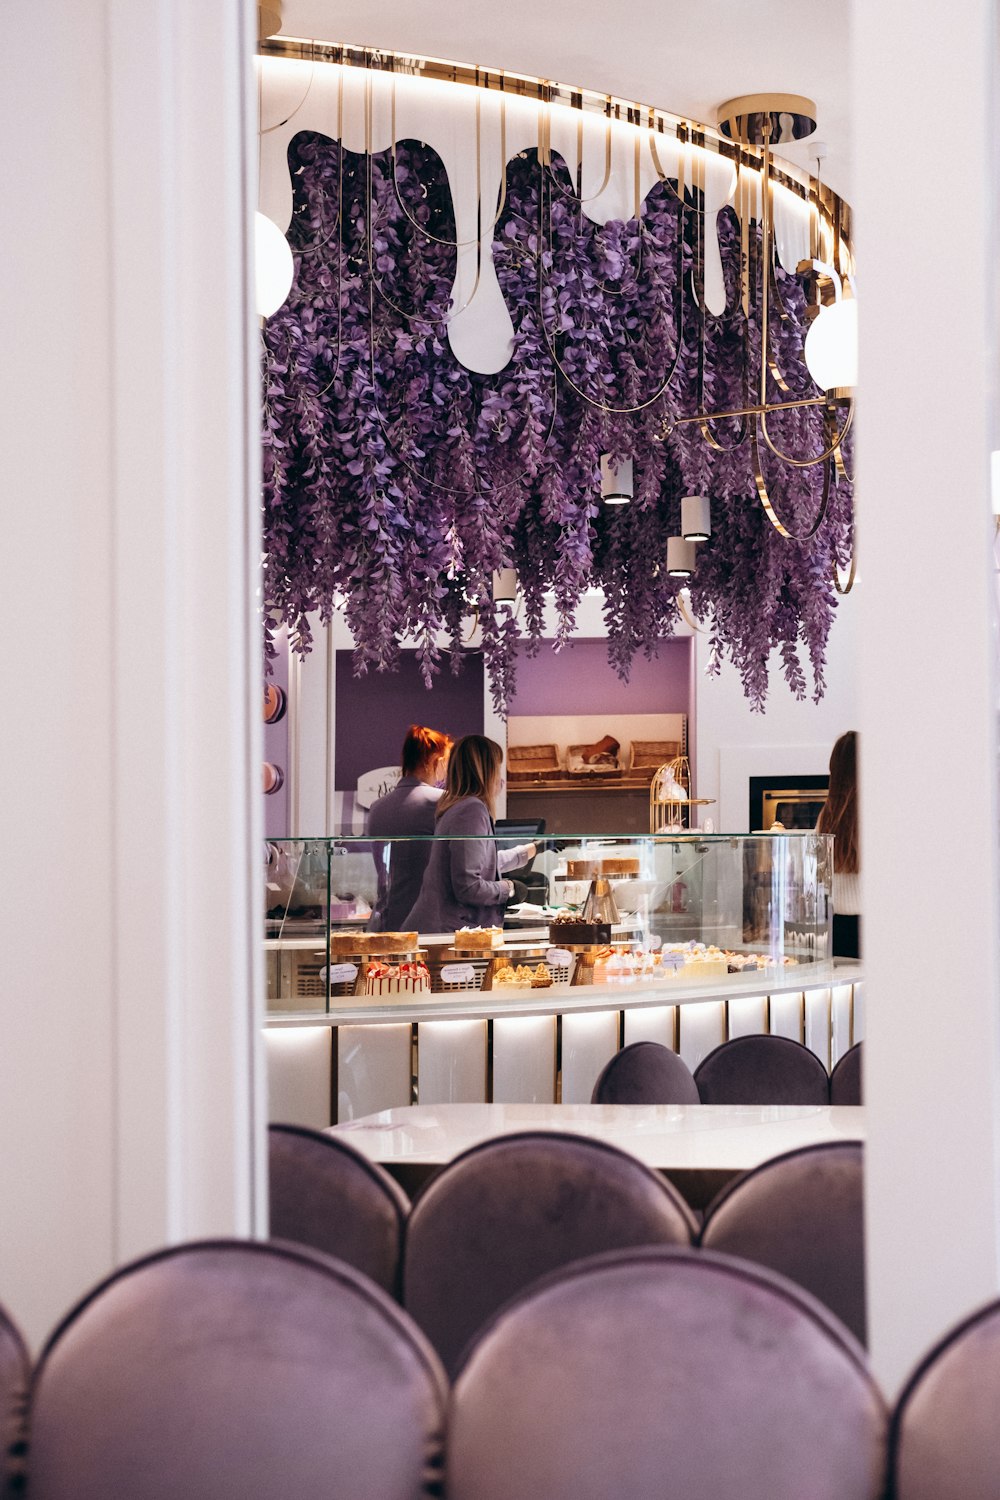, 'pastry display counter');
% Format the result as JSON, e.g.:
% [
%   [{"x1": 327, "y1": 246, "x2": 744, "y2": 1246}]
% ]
[{"x1": 263, "y1": 832, "x2": 863, "y2": 1126}]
